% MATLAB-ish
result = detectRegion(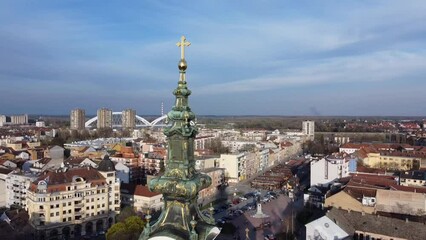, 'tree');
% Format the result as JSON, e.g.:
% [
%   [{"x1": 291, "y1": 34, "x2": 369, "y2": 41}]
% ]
[
  {"x1": 116, "y1": 206, "x2": 136, "y2": 223},
  {"x1": 205, "y1": 138, "x2": 229, "y2": 154},
  {"x1": 106, "y1": 216, "x2": 145, "y2": 240}
]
